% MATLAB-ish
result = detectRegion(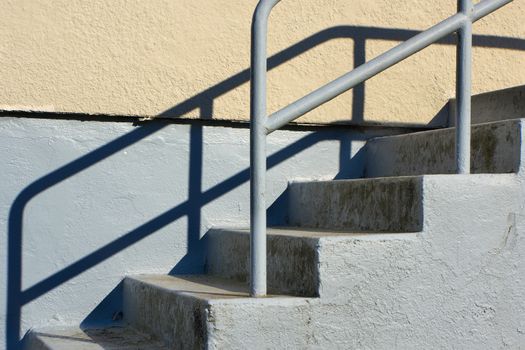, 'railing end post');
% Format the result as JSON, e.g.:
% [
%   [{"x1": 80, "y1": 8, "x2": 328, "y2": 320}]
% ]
[{"x1": 455, "y1": 0, "x2": 473, "y2": 174}]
